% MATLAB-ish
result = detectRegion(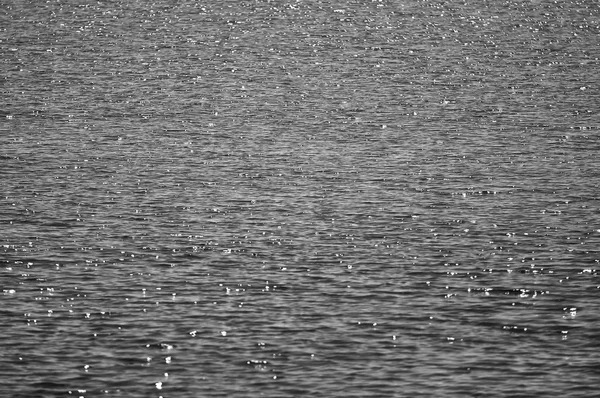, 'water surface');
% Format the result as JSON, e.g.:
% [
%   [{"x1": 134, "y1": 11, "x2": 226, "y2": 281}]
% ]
[{"x1": 2, "y1": 0, "x2": 600, "y2": 396}]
